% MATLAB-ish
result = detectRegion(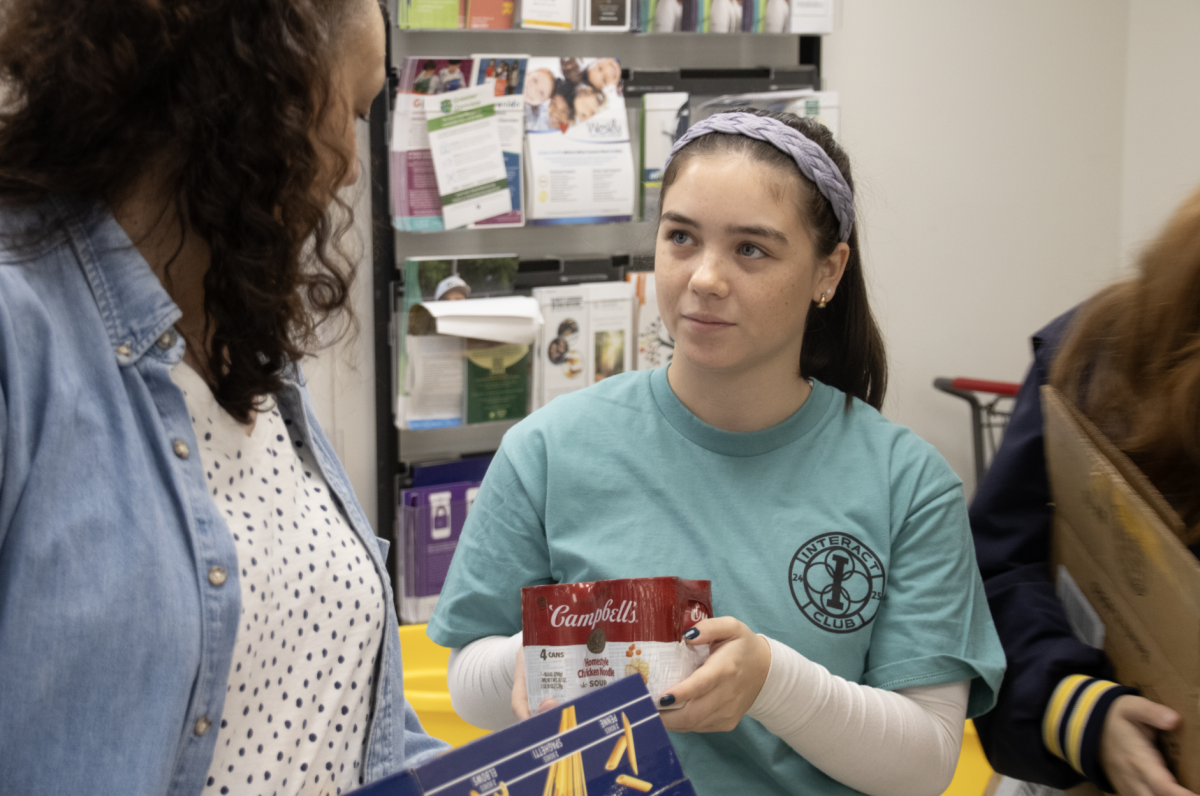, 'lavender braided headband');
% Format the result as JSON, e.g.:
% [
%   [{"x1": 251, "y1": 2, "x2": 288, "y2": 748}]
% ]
[{"x1": 664, "y1": 112, "x2": 855, "y2": 242}]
